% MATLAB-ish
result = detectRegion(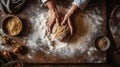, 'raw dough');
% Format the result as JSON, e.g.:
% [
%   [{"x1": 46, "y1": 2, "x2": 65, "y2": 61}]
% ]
[{"x1": 52, "y1": 24, "x2": 72, "y2": 42}]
